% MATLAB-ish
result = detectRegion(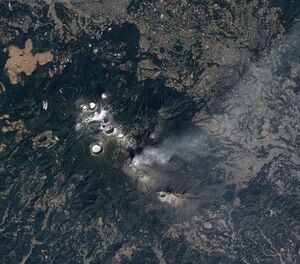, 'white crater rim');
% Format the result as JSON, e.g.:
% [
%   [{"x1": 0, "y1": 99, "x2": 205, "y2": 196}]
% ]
[
  {"x1": 89, "y1": 102, "x2": 96, "y2": 110},
  {"x1": 91, "y1": 144, "x2": 102, "y2": 154}
]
